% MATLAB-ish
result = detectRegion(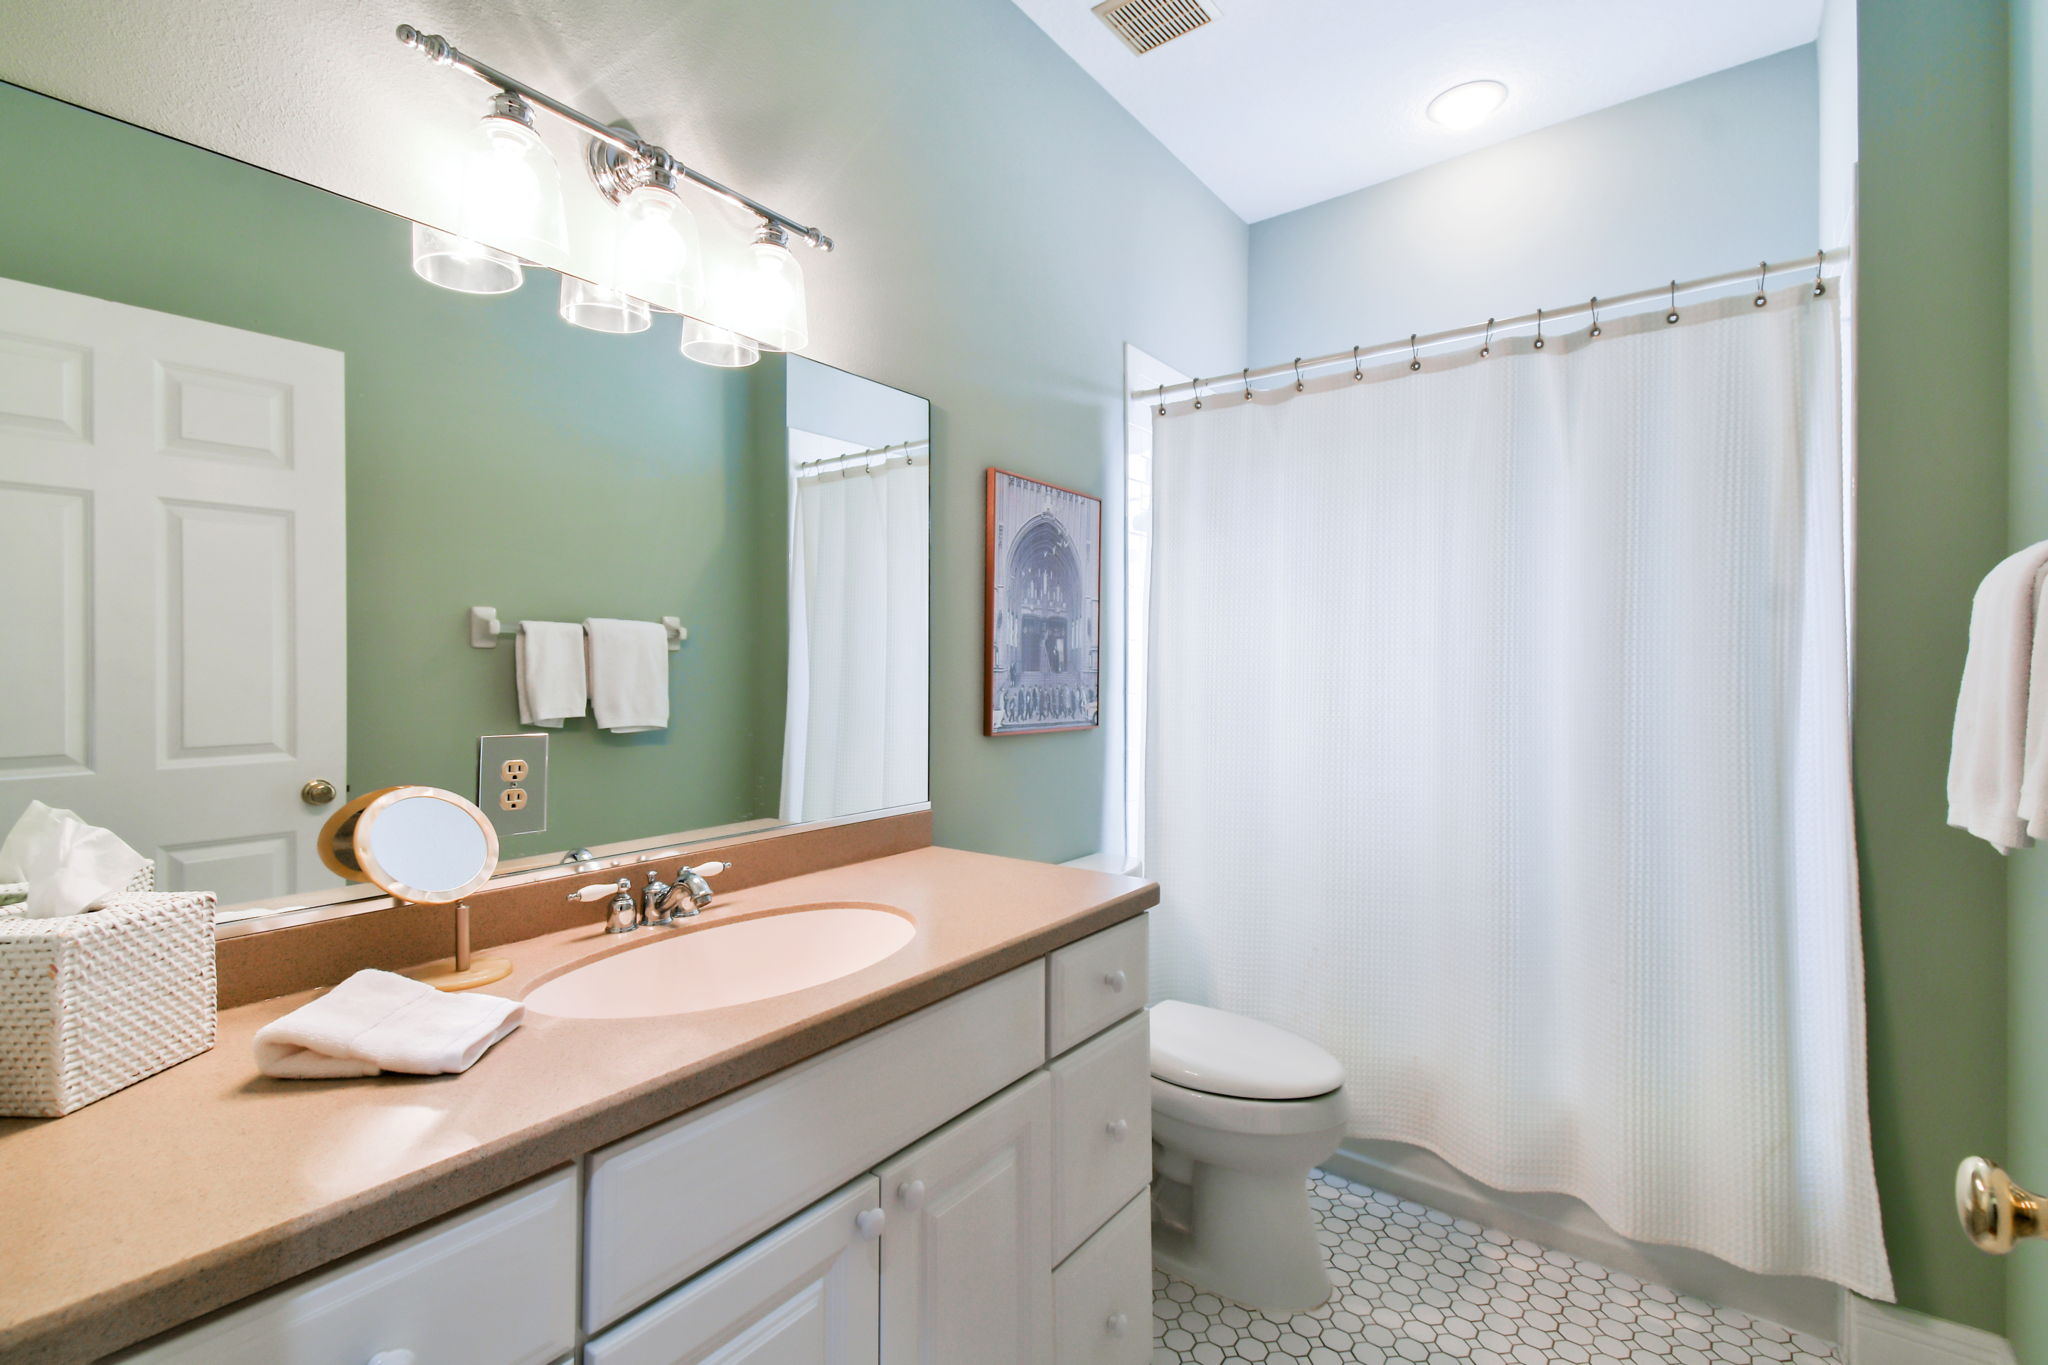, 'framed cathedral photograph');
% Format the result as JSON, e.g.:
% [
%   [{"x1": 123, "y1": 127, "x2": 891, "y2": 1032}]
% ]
[{"x1": 985, "y1": 468, "x2": 1103, "y2": 736}]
